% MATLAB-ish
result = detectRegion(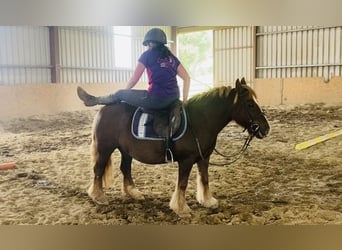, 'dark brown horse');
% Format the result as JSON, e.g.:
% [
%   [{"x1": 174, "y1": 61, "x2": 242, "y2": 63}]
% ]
[{"x1": 86, "y1": 78, "x2": 270, "y2": 217}]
